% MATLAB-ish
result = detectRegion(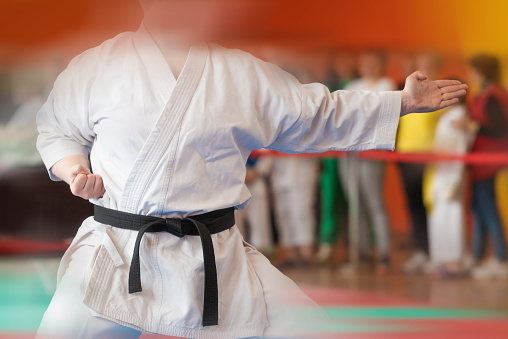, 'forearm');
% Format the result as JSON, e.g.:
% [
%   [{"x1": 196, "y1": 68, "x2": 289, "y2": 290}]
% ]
[{"x1": 51, "y1": 155, "x2": 90, "y2": 184}]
